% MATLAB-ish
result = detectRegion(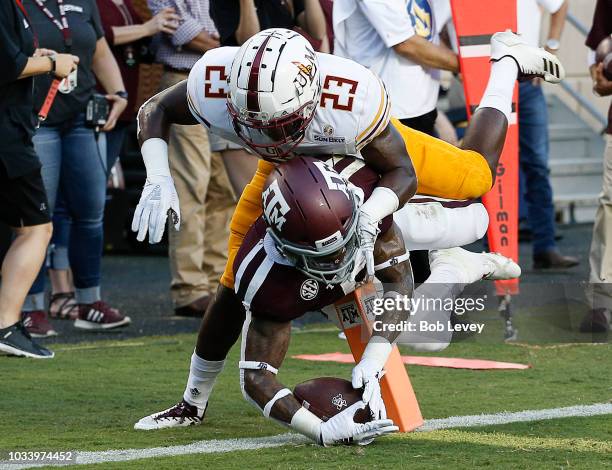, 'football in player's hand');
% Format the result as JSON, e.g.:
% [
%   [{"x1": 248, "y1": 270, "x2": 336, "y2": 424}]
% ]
[
  {"x1": 294, "y1": 377, "x2": 372, "y2": 423},
  {"x1": 596, "y1": 35, "x2": 612, "y2": 80}
]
